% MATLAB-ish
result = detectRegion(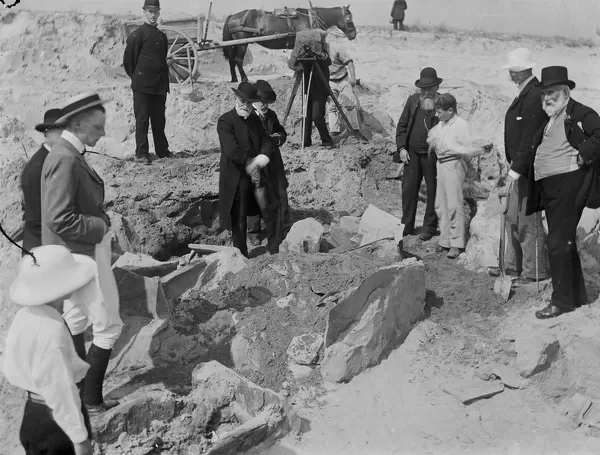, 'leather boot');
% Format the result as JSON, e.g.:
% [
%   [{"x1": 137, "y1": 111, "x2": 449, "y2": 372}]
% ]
[{"x1": 84, "y1": 344, "x2": 116, "y2": 414}]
